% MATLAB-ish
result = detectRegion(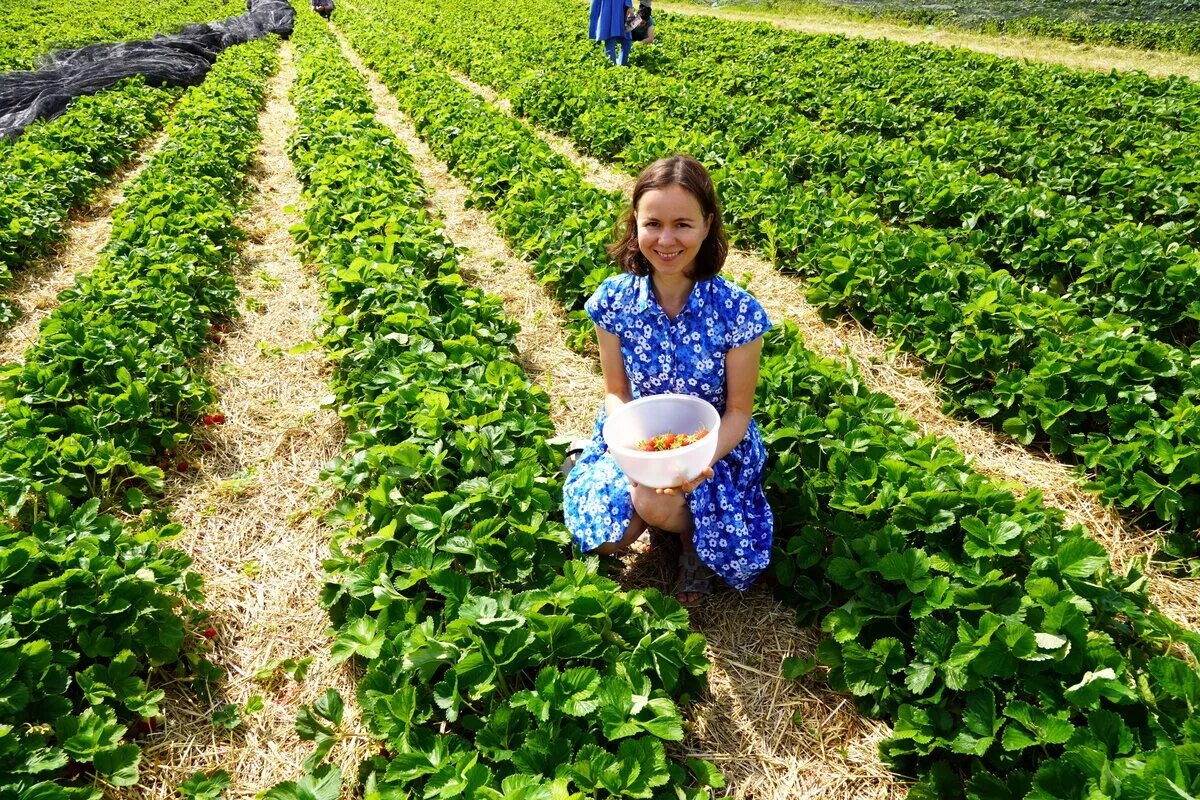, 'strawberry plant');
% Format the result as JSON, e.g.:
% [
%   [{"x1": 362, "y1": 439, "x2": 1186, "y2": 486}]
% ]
[
  {"x1": 0, "y1": 78, "x2": 175, "y2": 292},
  {"x1": 273, "y1": 16, "x2": 718, "y2": 798},
  {"x1": 0, "y1": 38, "x2": 277, "y2": 521},
  {"x1": 0, "y1": 0, "x2": 244, "y2": 72},
  {"x1": 329, "y1": 17, "x2": 1200, "y2": 796},
  {"x1": 347, "y1": 0, "x2": 1200, "y2": 566},
  {"x1": 0, "y1": 37, "x2": 278, "y2": 797}
]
